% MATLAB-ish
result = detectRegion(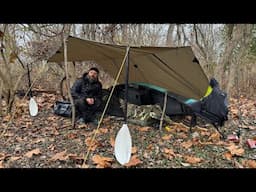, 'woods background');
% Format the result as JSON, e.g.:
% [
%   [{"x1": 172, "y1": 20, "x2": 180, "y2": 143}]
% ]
[{"x1": 0, "y1": 24, "x2": 255, "y2": 114}]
